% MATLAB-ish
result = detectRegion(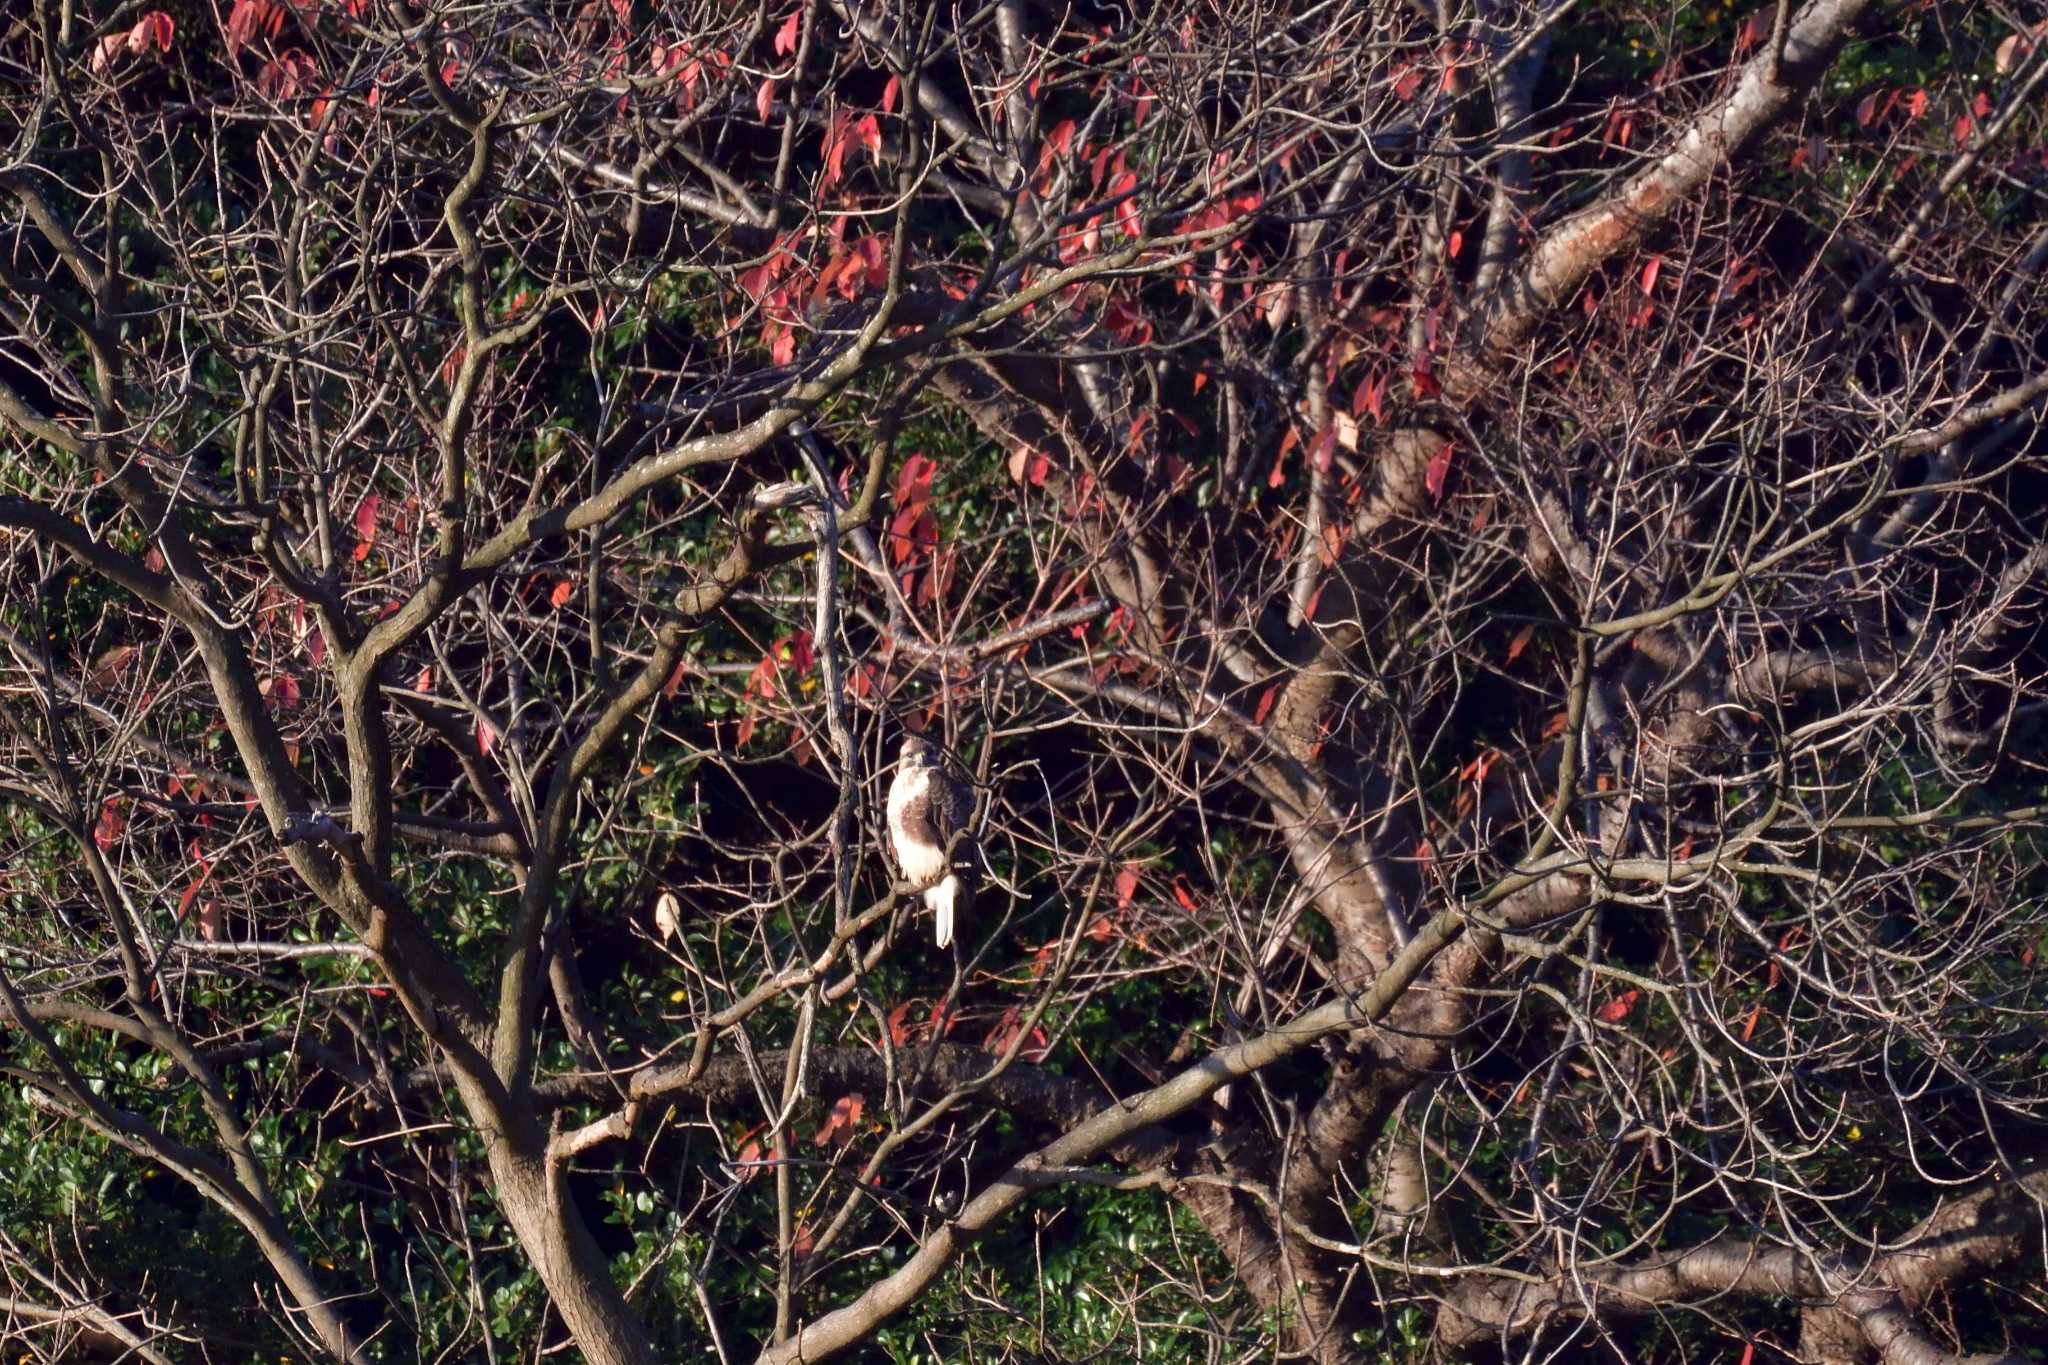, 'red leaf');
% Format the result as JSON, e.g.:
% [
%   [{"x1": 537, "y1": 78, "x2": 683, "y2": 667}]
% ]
[
  {"x1": 1007, "y1": 447, "x2": 1051, "y2": 486},
  {"x1": 224, "y1": 0, "x2": 284, "y2": 59},
  {"x1": 88, "y1": 645, "x2": 138, "y2": 687},
  {"x1": 1352, "y1": 370, "x2": 1386, "y2": 425},
  {"x1": 783, "y1": 629, "x2": 815, "y2": 675},
  {"x1": 1424, "y1": 440, "x2": 1454, "y2": 502},
  {"x1": 985, "y1": 1006, "x2": 1022, "y2": 1055},
  {"x1": 1440, "y1": 43, "x2": 1467, "y2": 93},
  {"x1": 1090, "y1": 144, "x2": 1117, "y2": 195},
  {"x1": 747, "y1": 655, "x2": 777, "y2": 702},
  {"x1": 852, "y1": 232, "x2": 890, "y2": 291},
  {"x1": 1102, "y1": 300, "x2": 1152, "y2": 347},
  {"x1": 1741, "y1": 1005, "x2": 1762, "y2": 1041},
  {"x1": 755, "y1": 76, "x2": 778, "y2": 122},
  {"x1": 548, "y1": 578, "x2": 575, "y2": 610},
  {"x1": 306, "y1": 626, "x2": 326, "y2": 668},
  {"x1": 1720, "y1": 260, "x2": 1762, "y2": 299},
  {"x1": 895, "y1": 452, "x2": 937, "y2": 508},
  {"x1": 887, "y1": 1000, "x2": 917, "y2": 1045},
  {"x1": 476, "y1": 717, "x2": 496, "y2": 755},
  {"x1": 1447, "y1": 229, "x2": 1463, "y2": 259},
  {"x1": 735, "y1": 1131, "x2": 766, "y2": 1180},
  {"x1": 1115, "y1": 864, "x2": 1141, "y2": 909},
  {"x1": 812, "y1": 1093, "x2": 865, "y2": 1148},
  {"x1": 1309, "y1": 424, "x2": 1337, "y2": 473},
  {"x1": 1391, "y1": 64, "x2": 1422, "y2": 101},
  {"x1": 918, "y1": 542, "x2": 956, "y2": 608},
  {"x1": 262, "y1": 672, "x2": 300, "y2": 709},
  {"x1": 1171, "y1": 876, "x2": 1201, "y2": 912},
  {"x1": 128, "y1": 12, "x2": 175, "y2": 54},
  {"x1": 257, "y1": 48, "x2": 318, "y2": 100},
  {"x1": 1252, "y1": 682, "x2": 1280, "y2": 726},
  {"x1": 888, "y1": 504, "x2": 938, "y2": 571},
  {"x1": 1855, "y1": 91, "x2": 1880, "y2": 128},
  {"x1": 853, "y1": 113, "x2": 882, "y2": 156},
  {"x1": 1505, "y1": 624, "x2": 1535, "y2": 665},
  {"x1": 351, "y1": 491, "x2": 381, "y2": 560},
  {"x1": 1038, "y1": 119, "x2": 1076, "y2": 180},
  {"x1": 1596, "y1": 989, "x2": 1641, "y2": 1024},
  {"x1": 1640, "y1": 254, "x2": 1662, "y2": 295},
  {"x1": 773, "y1": 11, "x2": 800, "y2": 57},
  {"x1": 93, "y1": 801, "x2": 126, "y2": 853},
  {"x1": 880, "y1": 74, "x2": 900, "y2": 114},
  {"x1": 1108, "y1": 170, "x2": 1141, "y2": 238},
  {"x1": 822, "y1": 112, "x2": 852, "y2": 187}
]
